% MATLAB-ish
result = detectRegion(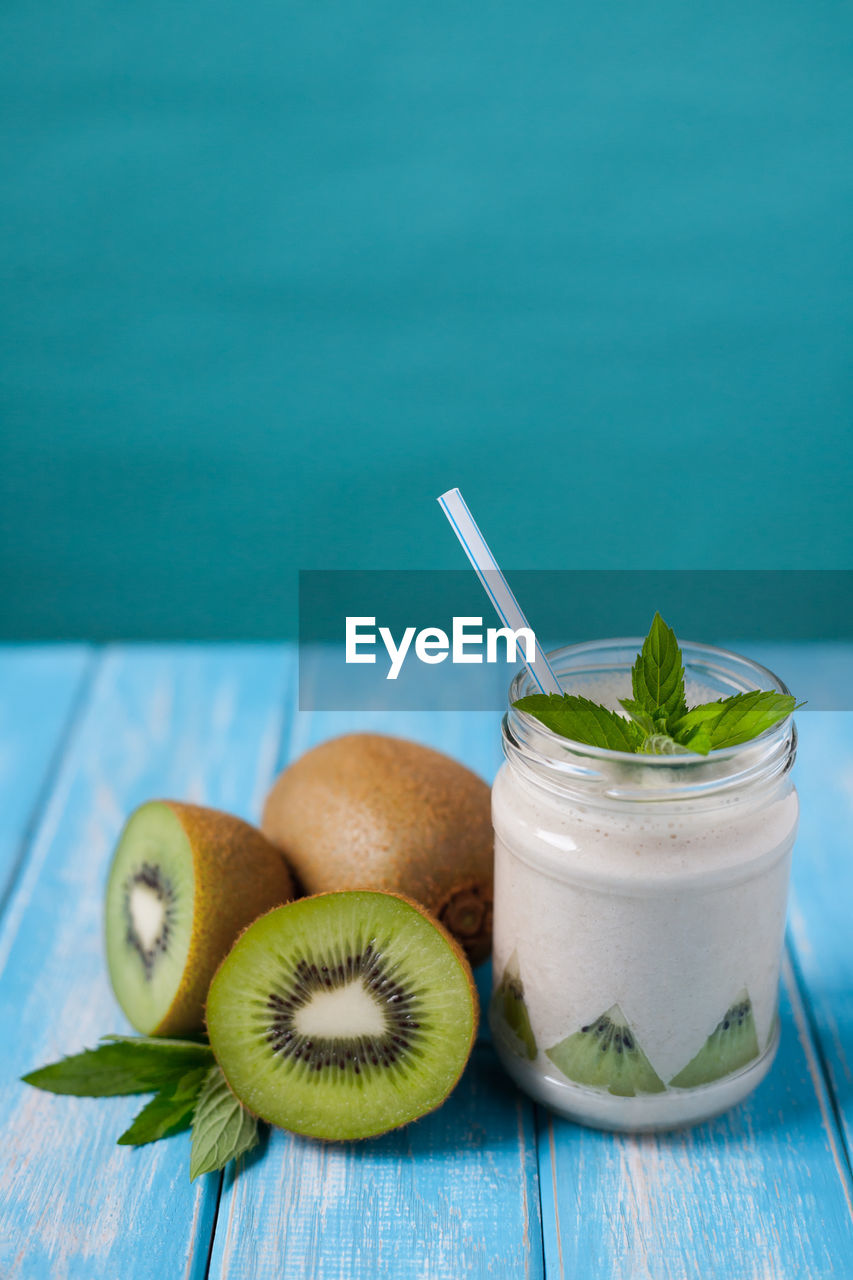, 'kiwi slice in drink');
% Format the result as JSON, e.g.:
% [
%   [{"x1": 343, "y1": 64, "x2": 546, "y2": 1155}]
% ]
[
  {"x1": 205, "y1": 891, "x2": 479, "y2": 1140},
  {"x1": 490, "y1": 951, "x2": 537, "y2": 1060},
  {"x1": 545, "y1": 1004, "x2": 665, "y2": 1097},
  {"x1": 670, "y1": 989, "x2": 760, "y2": 1088},
  {"x1": 105, "y1": 801, "x2": 294, "y2": 1036}
]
